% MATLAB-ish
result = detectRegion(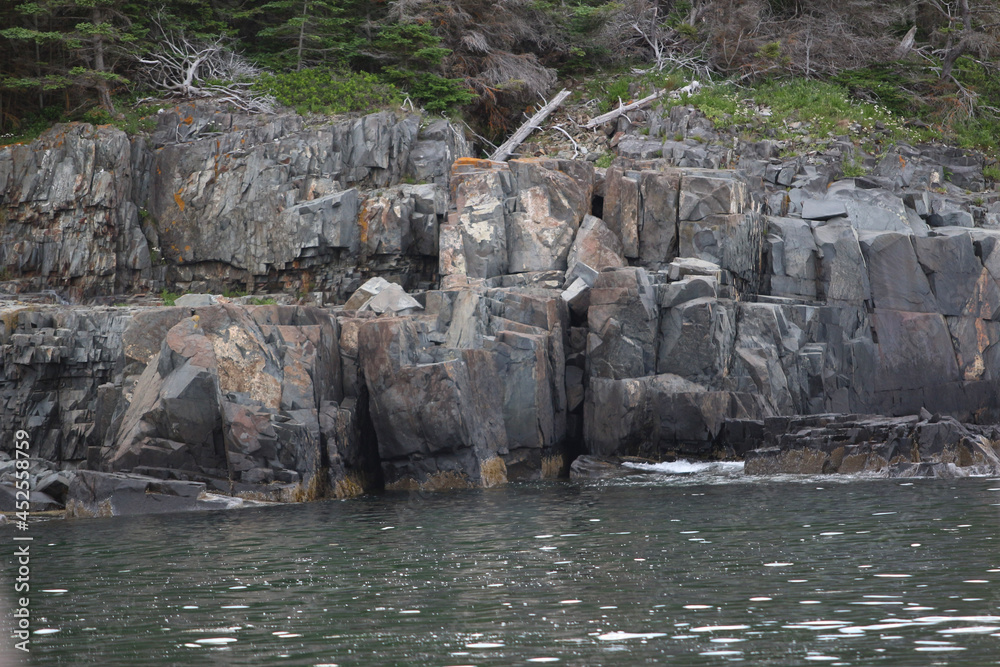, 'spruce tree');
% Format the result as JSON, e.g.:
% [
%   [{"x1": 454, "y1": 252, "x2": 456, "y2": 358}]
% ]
[{"x1": 1, "y1": 0, "x2": 138, "y2": 114}]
